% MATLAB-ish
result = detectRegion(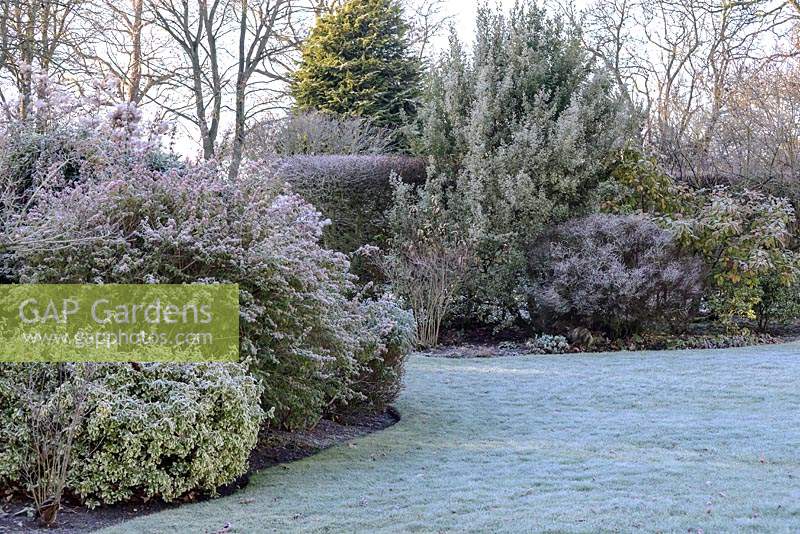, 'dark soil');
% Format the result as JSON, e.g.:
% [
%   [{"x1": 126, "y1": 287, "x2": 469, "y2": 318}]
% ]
[{"x1": 0, "y1": 409, "x2": 399, "y2": 534}]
